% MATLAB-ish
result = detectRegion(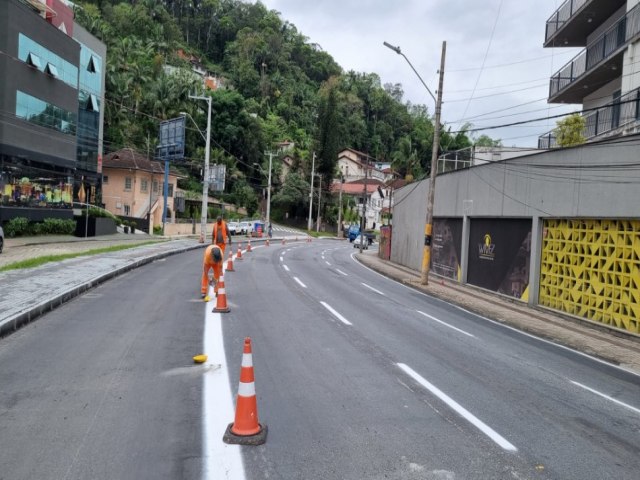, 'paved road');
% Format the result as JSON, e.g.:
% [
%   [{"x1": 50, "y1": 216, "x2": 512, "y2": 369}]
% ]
[{"x1": 1, "y1": 239, "x2": 639, "y2": 479}]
